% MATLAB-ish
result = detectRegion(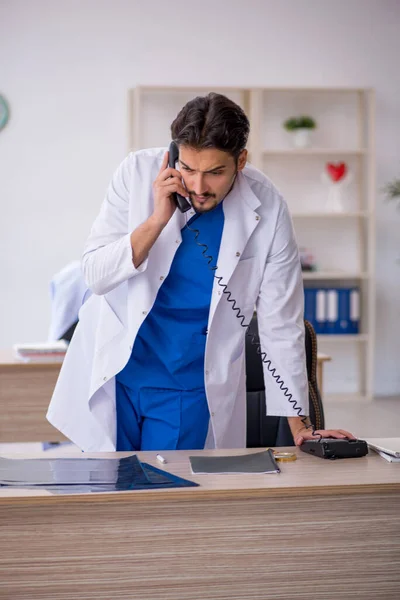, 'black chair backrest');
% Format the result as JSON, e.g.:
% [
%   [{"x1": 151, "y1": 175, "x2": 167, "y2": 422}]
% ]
[
  {"x1": 60, "y1": 320, "x2": 78, "y2": 343},
  {"x1": 245, "y1": 315, "x2": 325, "y2": 447}
]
